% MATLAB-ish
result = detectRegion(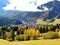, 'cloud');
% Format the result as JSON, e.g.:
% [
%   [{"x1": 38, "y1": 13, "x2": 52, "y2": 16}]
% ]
[
  {"x1": 0, "y1": 0, "x2": 9, "y2": 9},
  {"x1": 3, "y1": 0, "x2": 53, "y2": 11}
]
